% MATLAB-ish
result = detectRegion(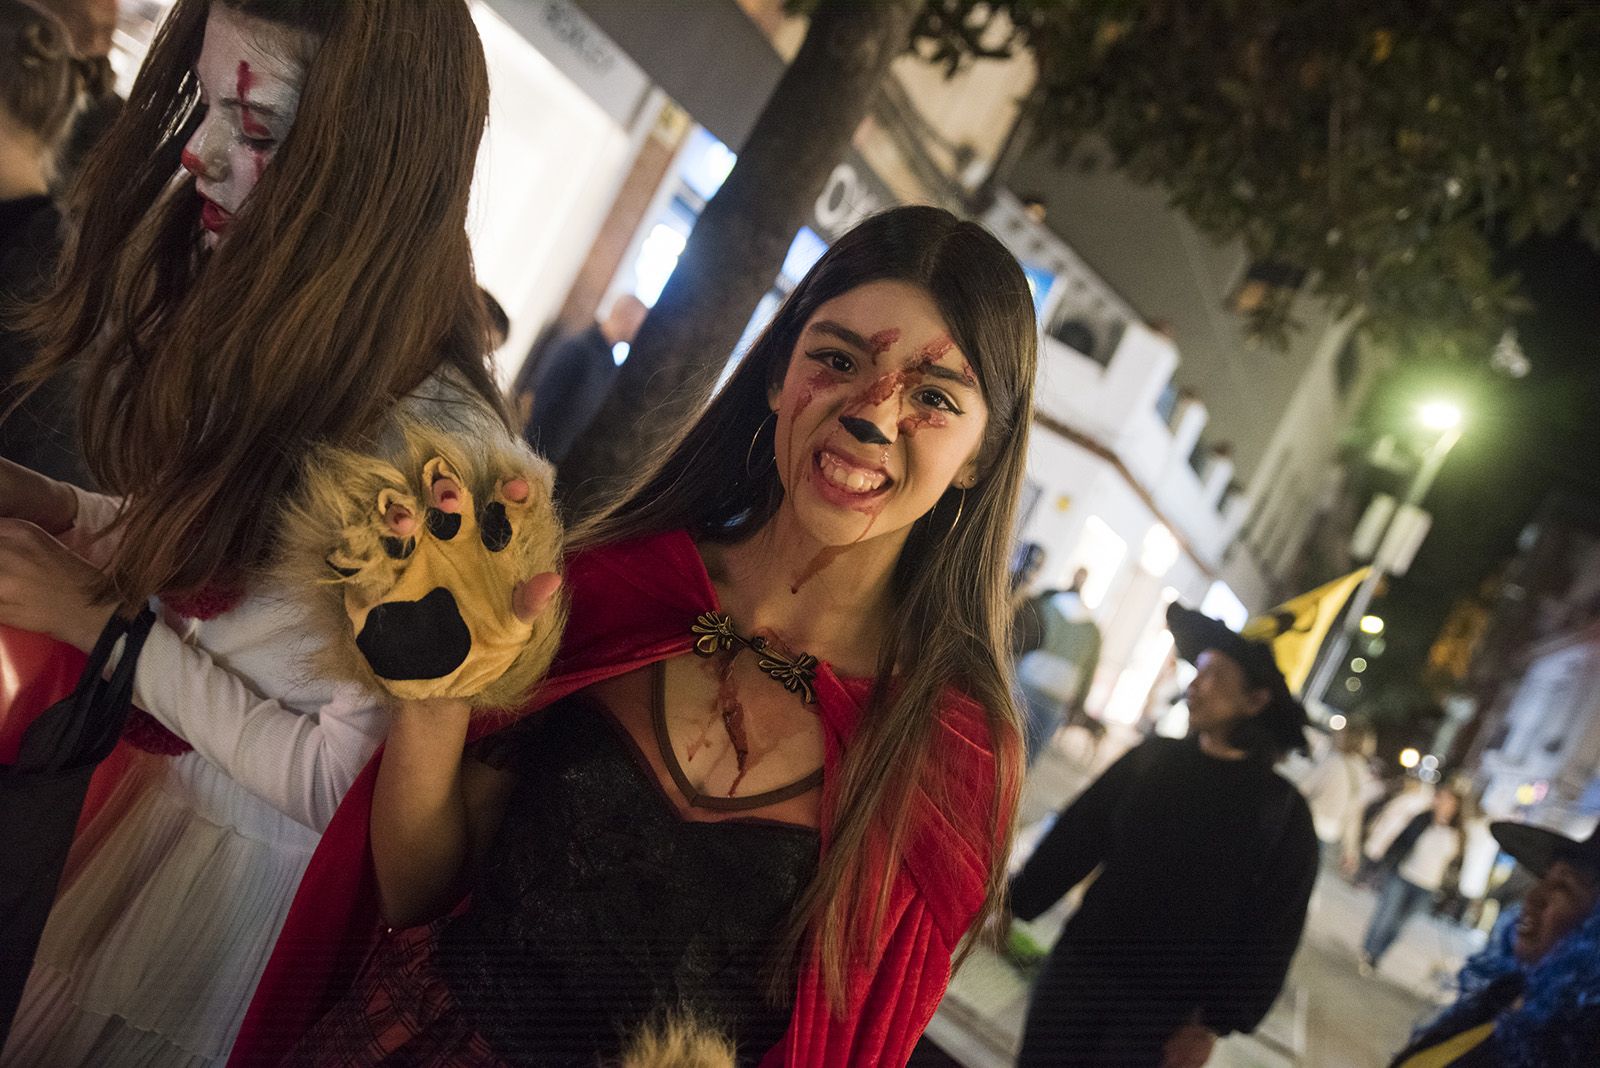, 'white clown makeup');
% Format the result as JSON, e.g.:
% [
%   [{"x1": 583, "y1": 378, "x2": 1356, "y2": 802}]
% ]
[
  {"x1": 180, "y1": 5, "x2": 316, "y2": 248},
  {"x1": 768, "y1": 279, "x2": 988, "y2": 570}
]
